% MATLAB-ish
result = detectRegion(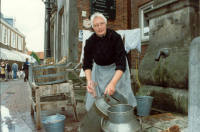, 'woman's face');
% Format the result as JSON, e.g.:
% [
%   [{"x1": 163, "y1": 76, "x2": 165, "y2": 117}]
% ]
[{"x1": 92, "y1": 17, "x2": 106, "y2": 37}]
